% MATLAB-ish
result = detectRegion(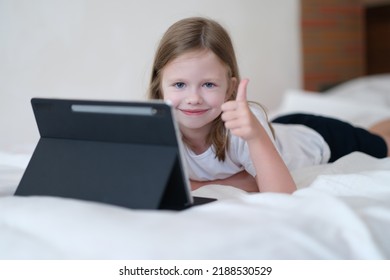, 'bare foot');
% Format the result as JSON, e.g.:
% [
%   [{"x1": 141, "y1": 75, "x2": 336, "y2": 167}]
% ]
[{"x1": 369, "y1": 119, "x2": 390, "y2": 156}]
